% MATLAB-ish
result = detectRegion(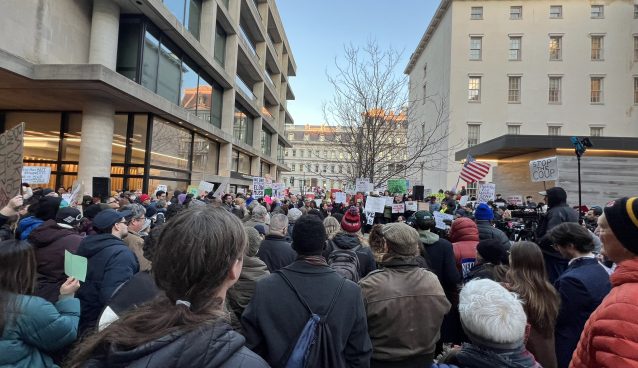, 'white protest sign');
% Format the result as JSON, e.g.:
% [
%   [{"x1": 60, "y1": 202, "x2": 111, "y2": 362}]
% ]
[
  {"x1": 334, "y1": 192, "x2": 347, "y2": 204},
  {"x1": 383, "y1": 196, "x2": 394, "y2": 207},
  {"x1": 212, "y1": 179, "x2": 229, "y2": 198},
  {"x1": 405, "y1": 201, "x2": 418, "y2": 212},
  {"x1": 459, "y1": 195, "x2": 469, "y2": 206},
  {"x1": 314, "y1": 199, "x2": 323, "y2": 208},
  {"x1": 477, "y1": 183, "x2": 496, "y2": 204},
  {"x1": 364, "y1": 196, "x2": 386, "y2": 213},
  {"x1": 508, "y1": 195, "x2": 523, "y2": 206},
  {"x1": 198, "y1": 180, "x2": 215, "y2": 194},
  {"x1": 21, "y1": 166, "x2": 51, "y2": 184},
  {"x1": 365, "y1": 211, "x2": 375, "y2": 225},
  {"x1": 271, "y1": 183, "x2": 284, "y2": 199},
  {"x1": 391, "y1": 203, "x2": 405, "y2": 214},
  {"x1": 529, "y1": 156, "x2": 558, "y2": 182},
  {"x1": 356, "y1": 178, "x2": 370, "y2": 193},
  {"x1": 154, "y1": 184, "x2": 168, "y2": 196},
  {"x1": 433, "y1": 211, "x2": 454, "y2": 230},
  {"x1": 252, "y1": 177, "x2": 265, "y2": 198}
]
